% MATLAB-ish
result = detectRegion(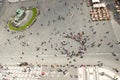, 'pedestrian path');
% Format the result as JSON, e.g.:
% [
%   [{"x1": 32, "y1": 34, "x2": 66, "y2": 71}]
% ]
[
  {"x1": 0, "y1": 63, "x2": 78, "y2": 80},
  {"x1": 0, "y1": 65, "x2": 42, "y2": 80}
]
